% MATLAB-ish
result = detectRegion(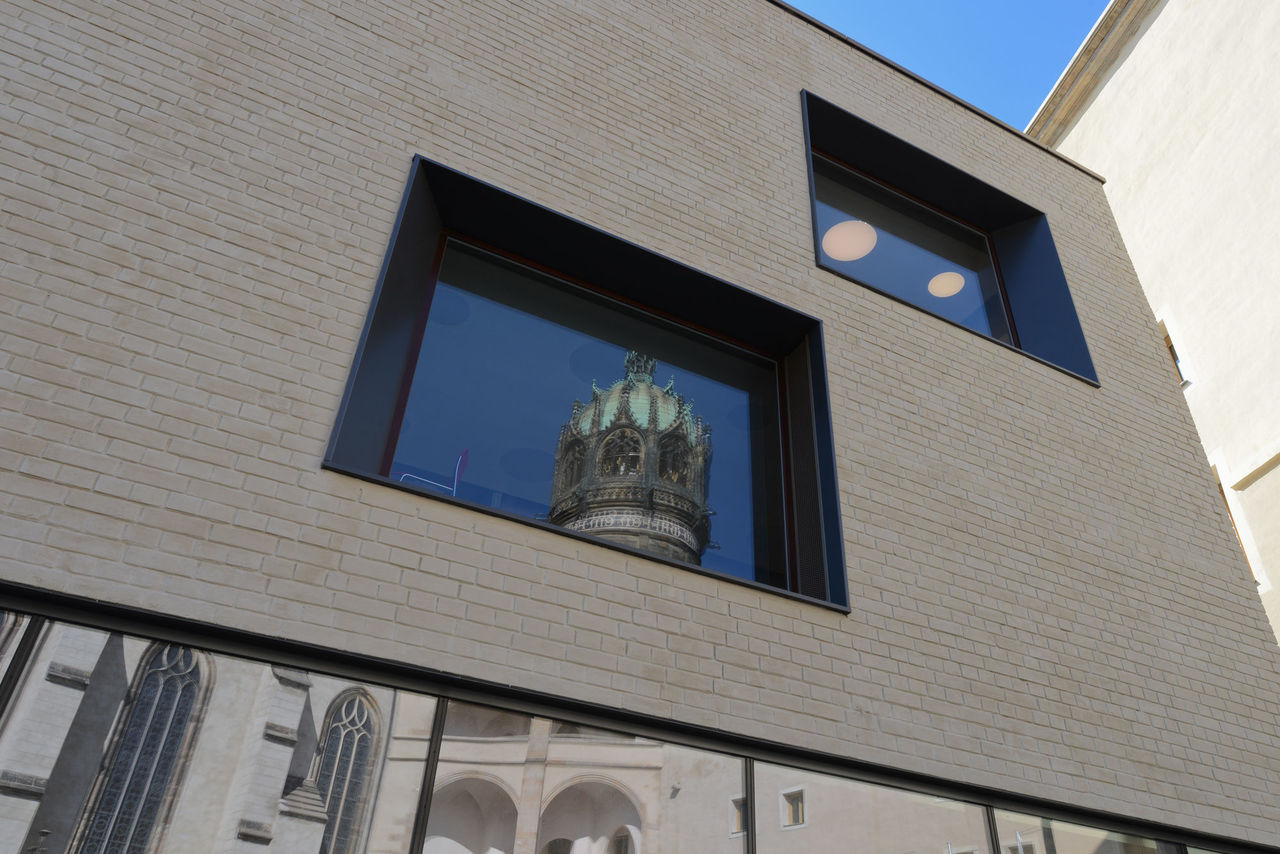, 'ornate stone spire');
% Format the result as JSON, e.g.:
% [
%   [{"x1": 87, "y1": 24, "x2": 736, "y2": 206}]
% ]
[{"x1": 549, "y1": 351, "x2": 712, "y2": 564}]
